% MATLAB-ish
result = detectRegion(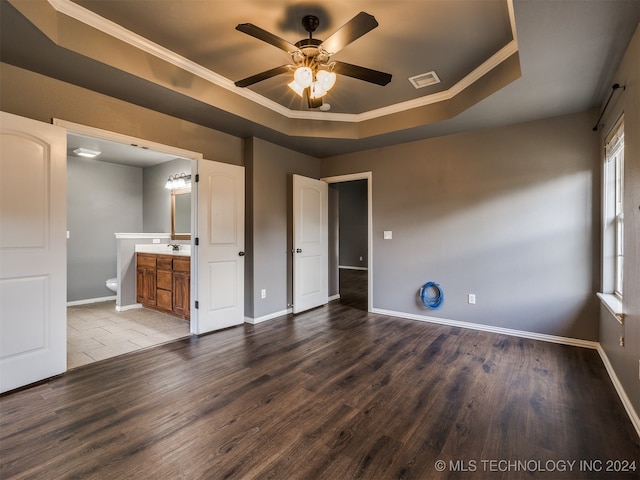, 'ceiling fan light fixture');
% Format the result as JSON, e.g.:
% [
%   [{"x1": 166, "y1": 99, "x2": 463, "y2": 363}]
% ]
[
  {"x1": 316, "y1": 70, "x2": 337, "y2": 92},
  {"x1": 288, "y1": 80, "x2": 305, "y2": 96},
  {"x1": 235, "y1": 12, "x2": 392, "y2": 107},
  {"x1": 293, "y1": 66, "x2": 313, "y2": 88},
  {"x1": 309, "y1": 81, "x2": 328, "y2": 99}
]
